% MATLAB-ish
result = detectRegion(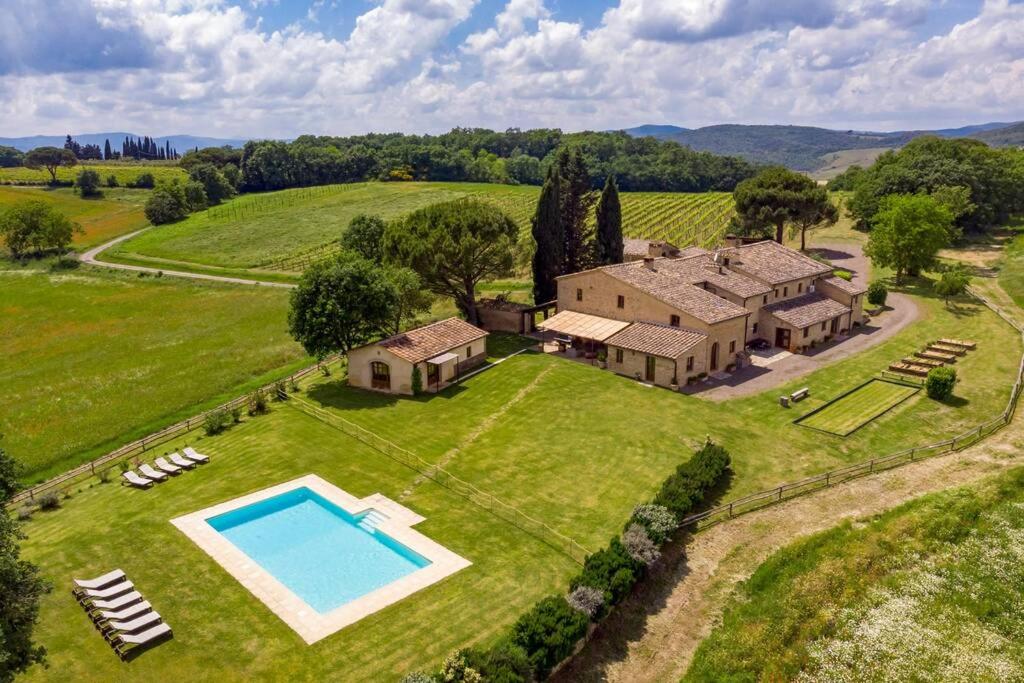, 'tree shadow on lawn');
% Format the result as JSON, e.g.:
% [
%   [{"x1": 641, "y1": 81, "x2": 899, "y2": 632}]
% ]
[
  {"x1": 306, "y1": 379, "x2": 469, "y2": 411},
  {"x1": 884, "y1": 275, "x2": 984, "y2": 321},
  {"x1": 551, "y1": 470, "x2": 734, "y2": 683}
]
